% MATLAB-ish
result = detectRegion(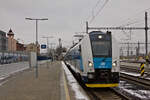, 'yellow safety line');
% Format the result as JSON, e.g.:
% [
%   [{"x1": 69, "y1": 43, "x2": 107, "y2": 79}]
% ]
[{"x1": 63, "y1": 70, "x2": 71, "y2": 100}]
